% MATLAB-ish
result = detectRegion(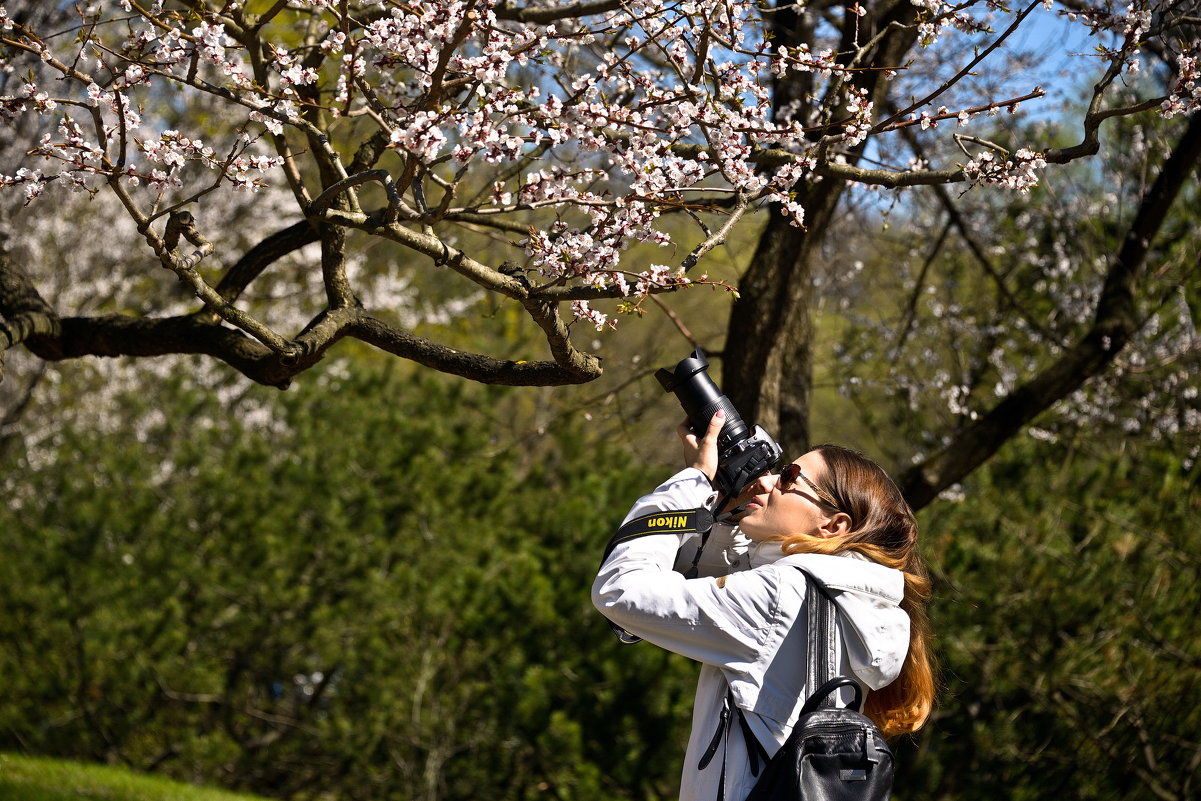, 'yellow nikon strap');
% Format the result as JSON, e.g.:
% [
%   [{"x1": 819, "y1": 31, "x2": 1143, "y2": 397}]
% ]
[{"x1": 599, "y1": 507, "x2": 716, "y2": 643}]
